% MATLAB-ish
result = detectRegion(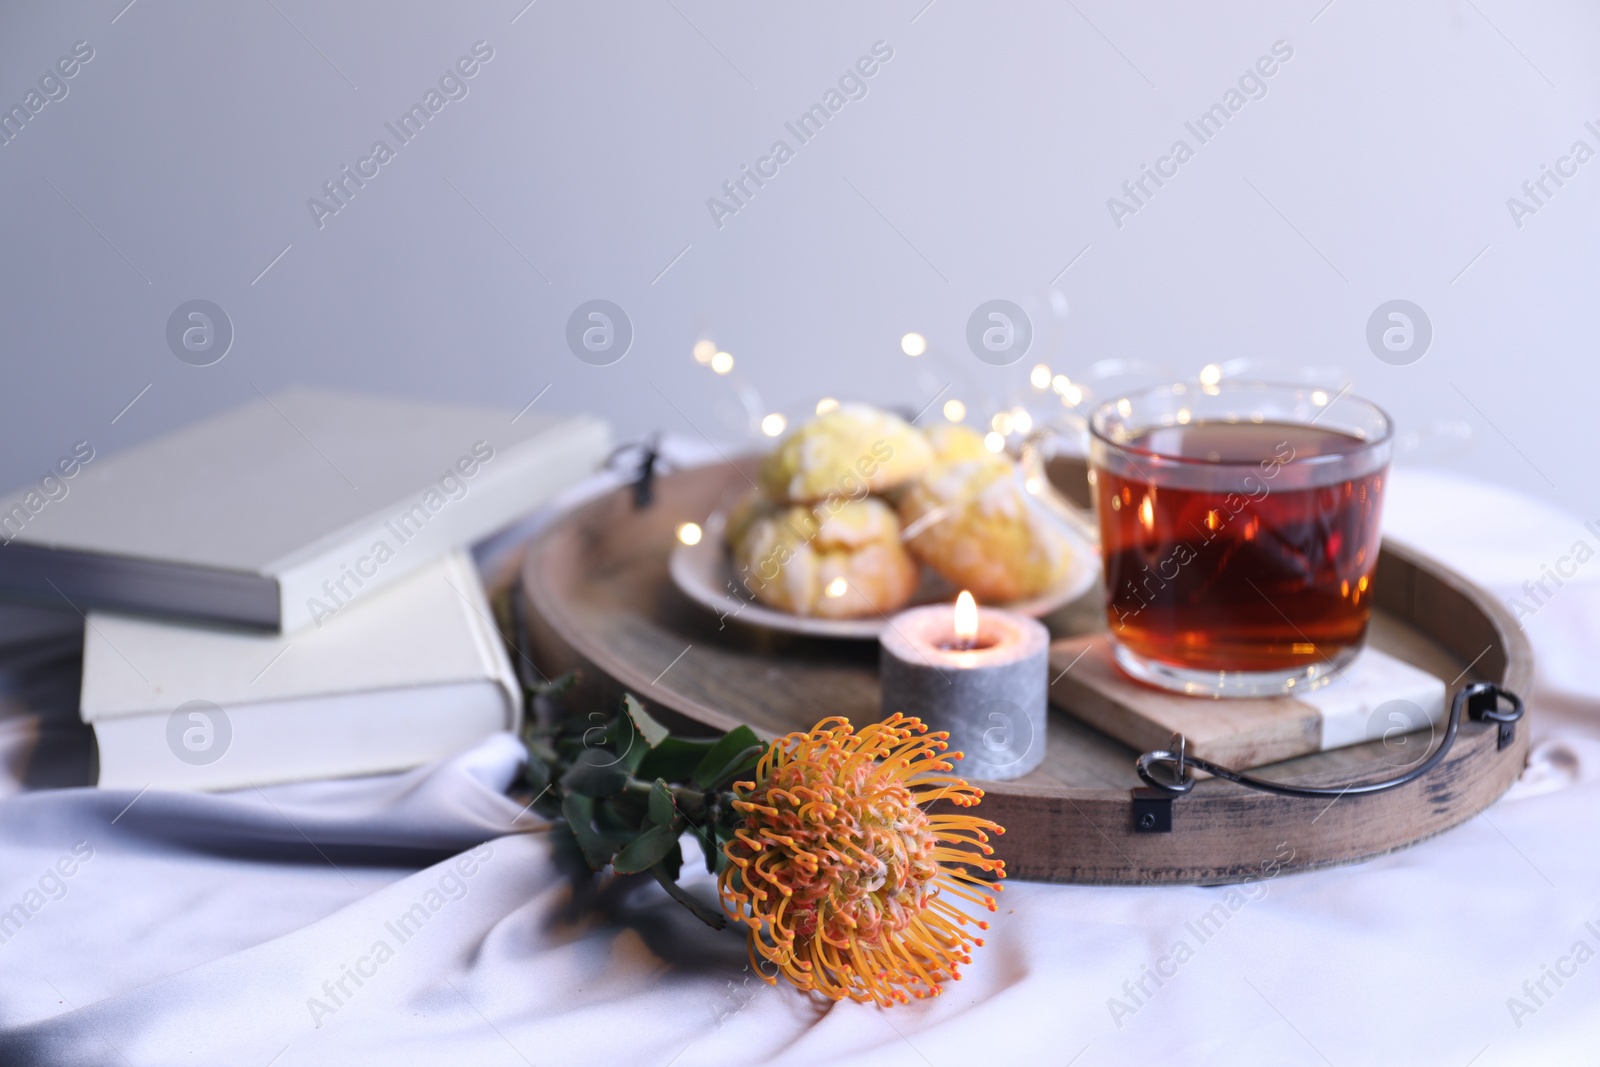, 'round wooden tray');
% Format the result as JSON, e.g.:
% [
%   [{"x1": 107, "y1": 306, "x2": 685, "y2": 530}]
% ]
[{"x1": 518, "y1": 457, "x2": 1533, "y2": 885}]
